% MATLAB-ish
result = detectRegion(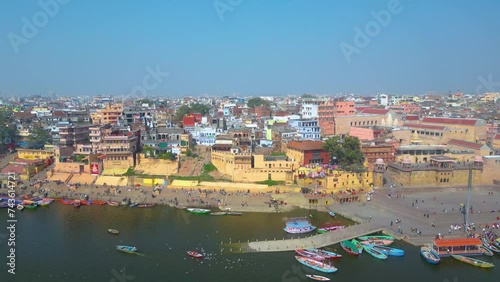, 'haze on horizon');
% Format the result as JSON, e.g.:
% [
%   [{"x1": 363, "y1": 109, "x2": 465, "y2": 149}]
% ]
[{"x1": 1, "y1": 0, "x2": 499, "y2": 97}]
